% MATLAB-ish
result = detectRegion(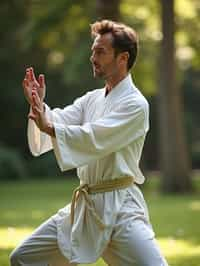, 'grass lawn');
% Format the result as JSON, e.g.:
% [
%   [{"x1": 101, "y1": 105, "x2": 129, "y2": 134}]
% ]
[{"x1": 1, "y1": 176, "x2": 200, "y2": 266}]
